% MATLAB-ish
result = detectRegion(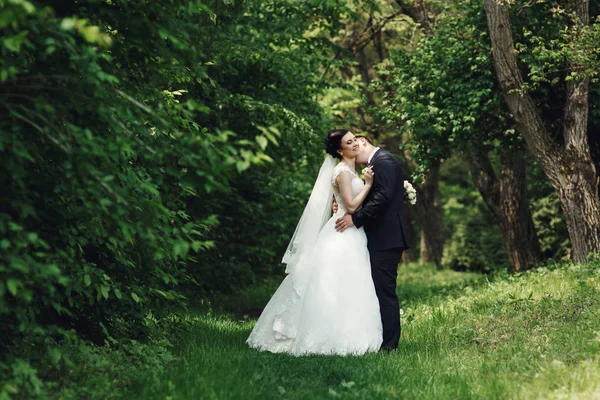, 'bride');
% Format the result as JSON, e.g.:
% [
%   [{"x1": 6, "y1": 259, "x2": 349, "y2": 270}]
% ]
[{"x1": 247, "y1": 129, "x2": 382, "y2": 356}]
